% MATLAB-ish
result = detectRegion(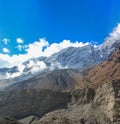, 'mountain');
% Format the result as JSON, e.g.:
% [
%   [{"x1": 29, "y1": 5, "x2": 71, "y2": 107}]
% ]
[
  {"x1": 0, "y1": 24, "x2": 120, "y2": 124},
  {"x1": 0, "y1": 43, "x2": 120, "y2": 124},
  {"x1": 24, "y1": 42, "x2": 120, "y2": 124},
  {"x1": 75, "y1": 44, "x2": 120, "y2": 89},
  {"x1": 1, "y1": 24, "x2": 120, "y2": 89}
]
